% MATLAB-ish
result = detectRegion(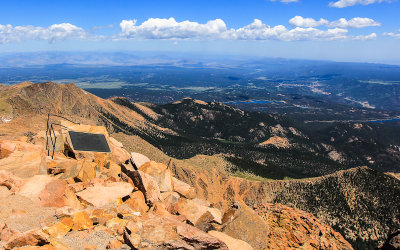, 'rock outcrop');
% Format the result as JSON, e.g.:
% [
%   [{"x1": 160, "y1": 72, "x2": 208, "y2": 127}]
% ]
[
  {"x1": 0, "y1": 125, "x2": 258, "y2": 249},
  {"x1": 171, "y1": 159, "x2": 400, "y2": 249},
  {"x1": 0, "y1": 124, "x2": 352, "y2": 249}
]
